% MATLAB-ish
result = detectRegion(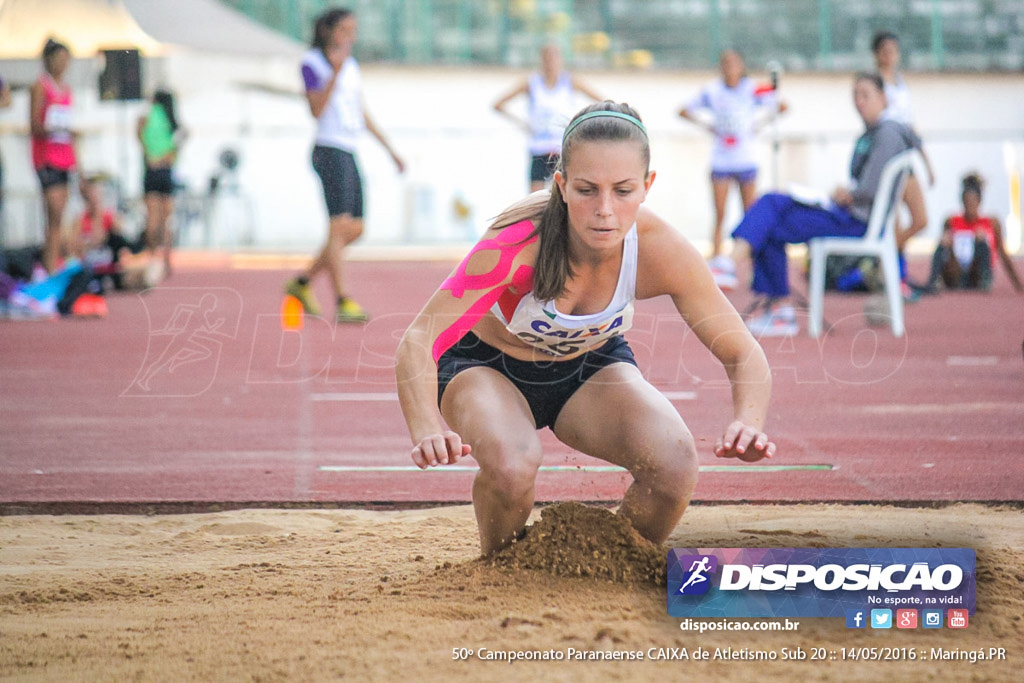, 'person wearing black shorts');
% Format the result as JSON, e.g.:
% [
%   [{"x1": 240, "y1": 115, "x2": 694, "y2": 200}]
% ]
[
  {"x1": 30, "y1": 39, "x2": 76, "y2": 273},
  {"x1": 285, "y1": 8, "x2": 404, "y2": 323},
  {"x1": 397, "y1": 102, "x2": 775, "y2": 557},
  {"x1": 137, "y1": 90, "x2": 186, "y2": 274},
  {"x1": 311, "y1": 145, "x2": 362, "y2": 221},
  {"x1": 493, "y1": 44, "x2": 602, "y2": 193}
]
